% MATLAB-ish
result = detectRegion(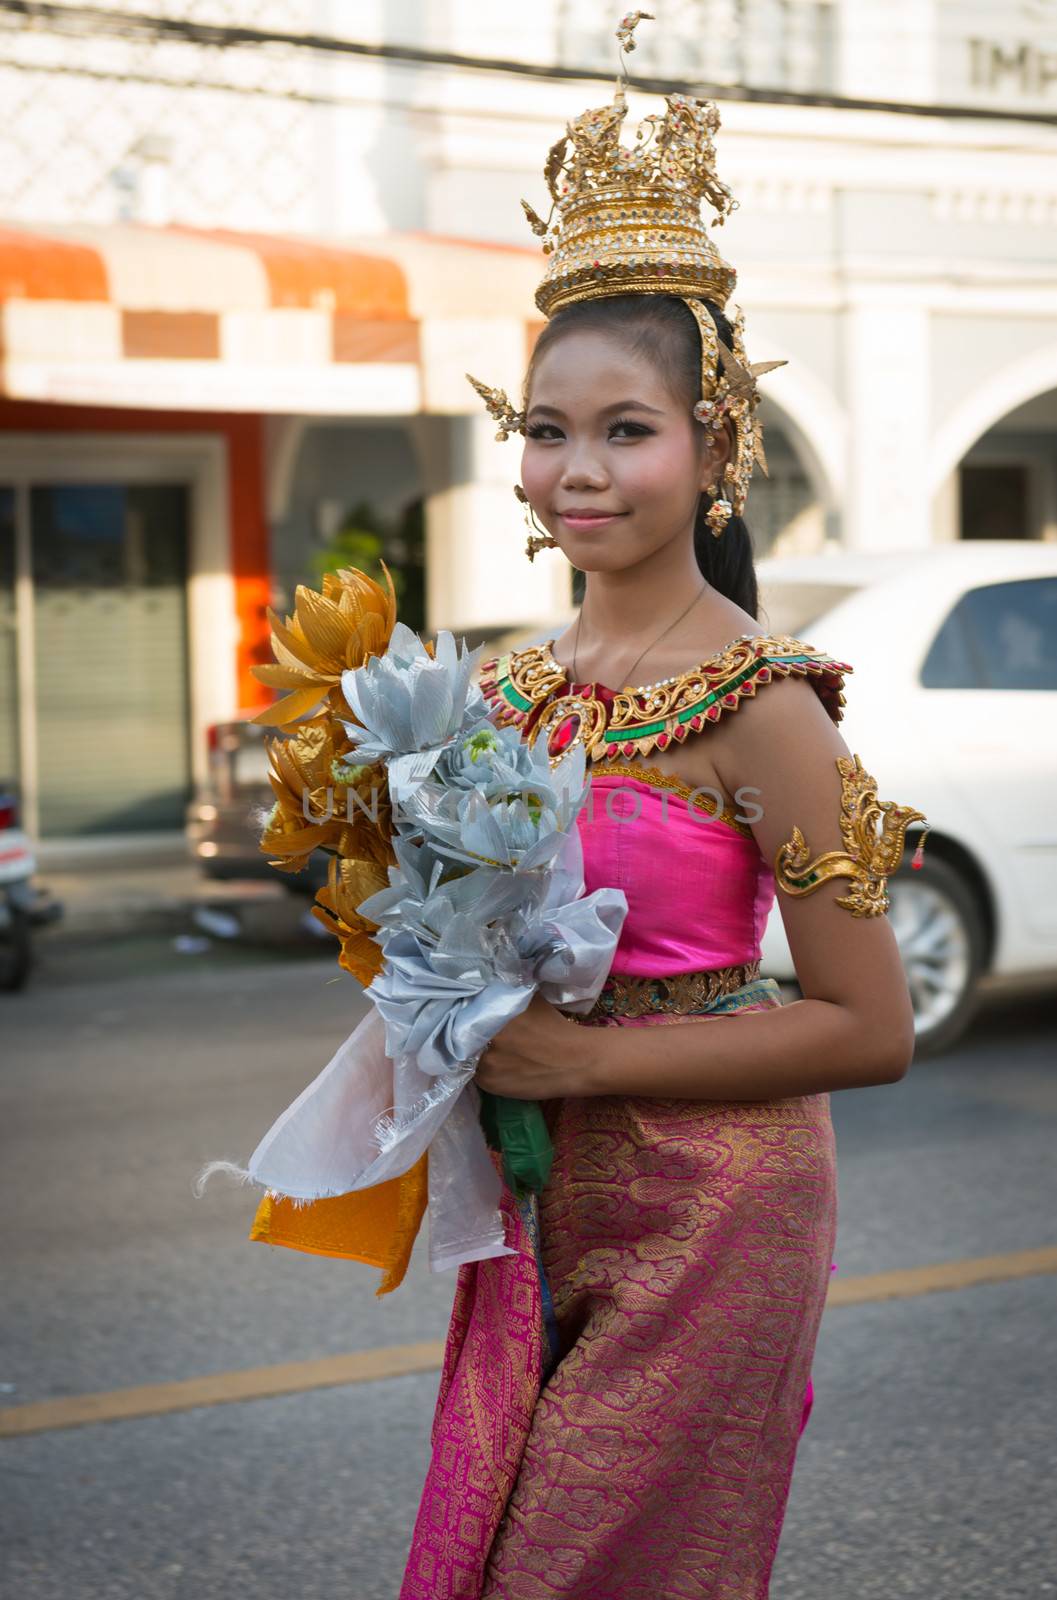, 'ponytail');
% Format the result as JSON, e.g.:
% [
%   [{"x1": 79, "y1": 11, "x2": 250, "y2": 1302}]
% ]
[{"x1": 692, "y1": 501, "x2": 759, "y2": 620}]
